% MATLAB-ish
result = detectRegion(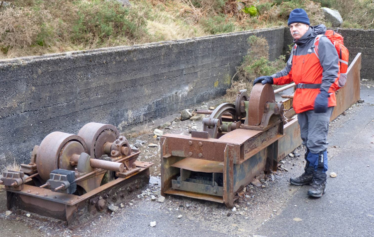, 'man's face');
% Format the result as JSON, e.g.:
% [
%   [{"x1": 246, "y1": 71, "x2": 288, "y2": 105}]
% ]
[{"x1": 289, "y1": 23, "x2": 309, "y2": 40}]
